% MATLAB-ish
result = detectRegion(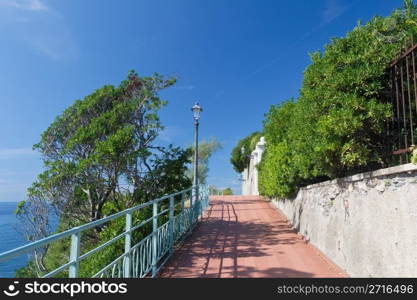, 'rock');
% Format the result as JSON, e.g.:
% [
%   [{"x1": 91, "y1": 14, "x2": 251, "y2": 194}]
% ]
[
  {"x1": 366, "y1": 178, "x2": 378, "y2": 188},
  {"x1": 328, "y1": 188, "x2": 340, "y2": 200},
  {"x1": 375, "y1": 183, "x2": 385, "y2": 193}
]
